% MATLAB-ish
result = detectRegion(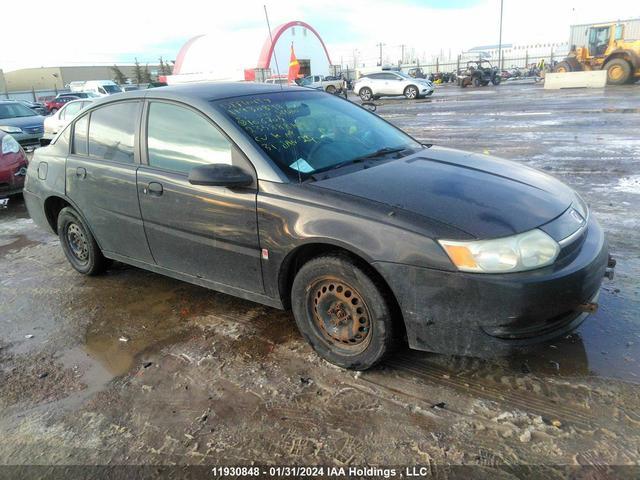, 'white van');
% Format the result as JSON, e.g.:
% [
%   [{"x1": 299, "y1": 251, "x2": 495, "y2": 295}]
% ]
[{"x1": 81, "y1": 80, "x2": 123, "y2": 97}]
